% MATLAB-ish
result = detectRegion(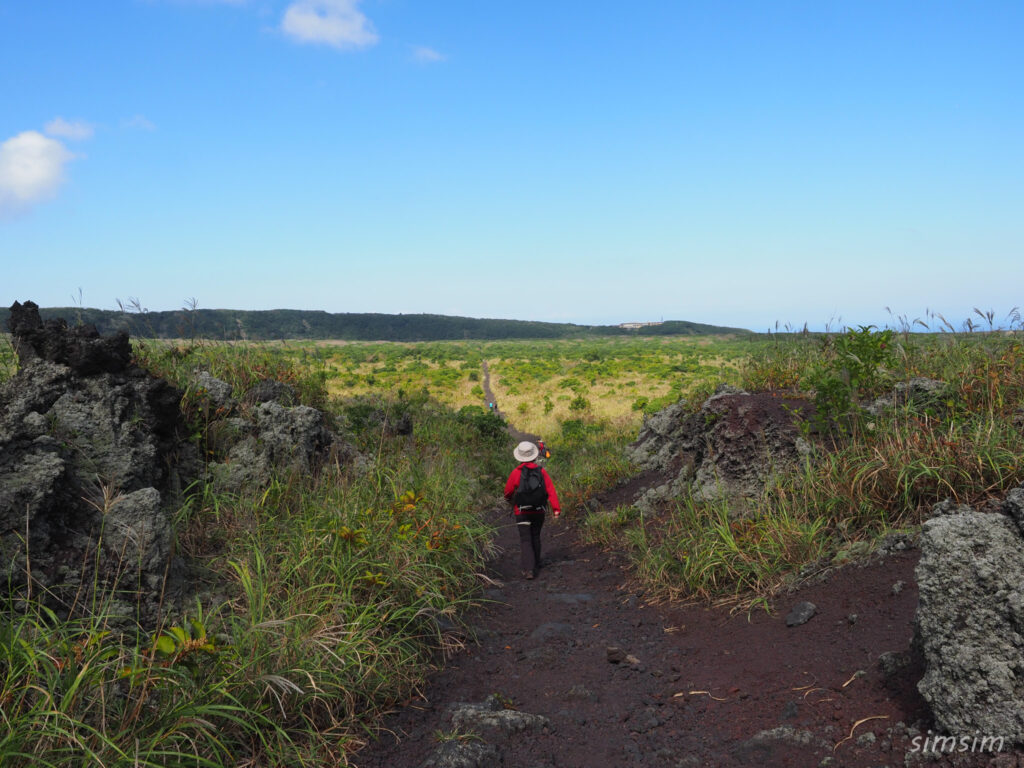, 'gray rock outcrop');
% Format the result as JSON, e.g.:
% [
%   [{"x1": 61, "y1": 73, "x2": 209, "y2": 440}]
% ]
[
  {"x1": 863, "y1": 377, "x2": 949, "y2": 418},
  {"x1": 915, "y1": 492, "x2": 1024, "y2": 744},
  {"x1": 1, "y1": 301, "x2": 196, "y2": 624},
  {"x1": 202, "y1": 383, "x2": 365, "y2": 491},
  {"x1": 246, "y1": 377, "x2": 298, "y2": 407},
  {"x1": 627, "y1": 386, "x2": 813, "y2": 509},
  {"x1": 2, "y1": 301, "x2": 366, "y2": 626}
]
